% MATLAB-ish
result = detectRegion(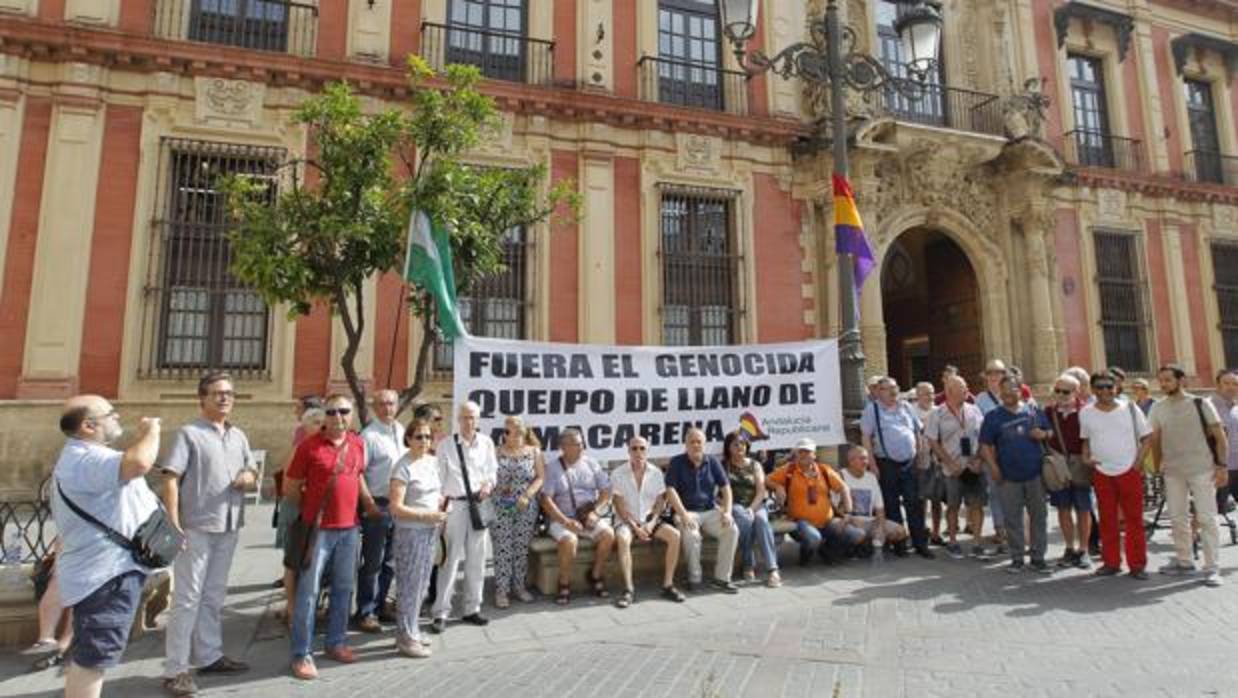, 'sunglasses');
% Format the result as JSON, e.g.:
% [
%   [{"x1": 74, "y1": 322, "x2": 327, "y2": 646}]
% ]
[
  {"x1": 325, "y1": 407, "x2": 352, "y2": 416},
  {"x1": 411, "y1": 434, "x2": 433, "y2": 441},
  {"x1": 1053, "y1": 389, "x2": 1074, "y2": 395},
  {"x1": 1093, "y1": 384, "x2": 1116, "y2": 391}
]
